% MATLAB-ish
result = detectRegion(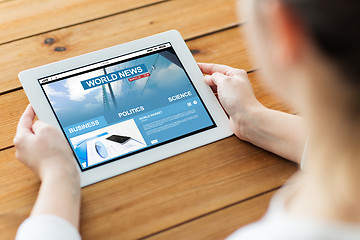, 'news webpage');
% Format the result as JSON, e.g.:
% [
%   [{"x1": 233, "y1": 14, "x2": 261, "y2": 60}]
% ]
[{"x1": 39, "y1": 43, "x2": 215, "y2": 170}]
